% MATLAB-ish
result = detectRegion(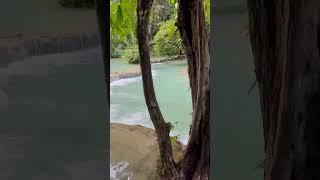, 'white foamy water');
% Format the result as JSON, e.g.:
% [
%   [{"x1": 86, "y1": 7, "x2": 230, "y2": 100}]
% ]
[
  {"x1": 110, "y1": 69, "x2": 157, "y2": 87},
  {"x1": 110, "y1": 69, "x2": 157, "y2": 121},
  {"x1": 110, "y1": 61, "x2": 192, "y2": 179},
  {"x1": 110, "y1": 162, "x2": 133, "y2": 180},
  {"x1": 112, "y1": 111, "x2": 153, "y2": 128},
  {"x1": 110, "y1": 76, "x2": 142, "y2": 87},
  {"x1": 110, "y1": 66, "x2": 190, "y2": 145}
]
